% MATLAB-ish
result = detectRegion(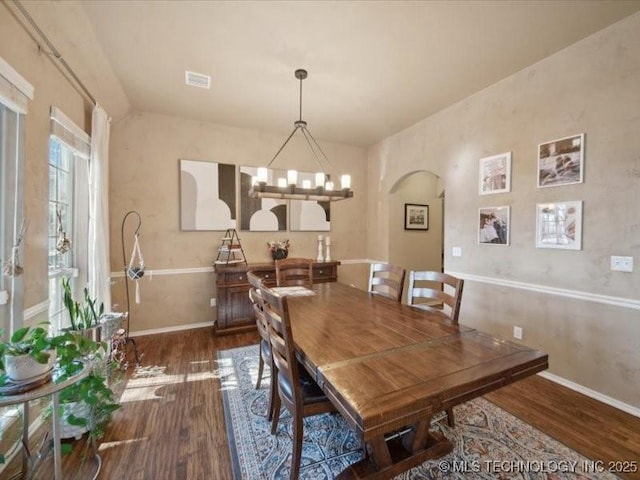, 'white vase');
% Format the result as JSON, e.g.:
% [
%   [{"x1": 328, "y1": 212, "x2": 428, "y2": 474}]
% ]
[{"x1": 4, "y1": 350, "x2": 56, "y2": 381}]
